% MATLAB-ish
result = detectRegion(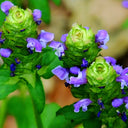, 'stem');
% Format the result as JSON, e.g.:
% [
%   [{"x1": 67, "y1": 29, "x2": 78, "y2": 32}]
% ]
[{"x1": 0, "y1": 99, "x2": 7, "y2": 128}]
